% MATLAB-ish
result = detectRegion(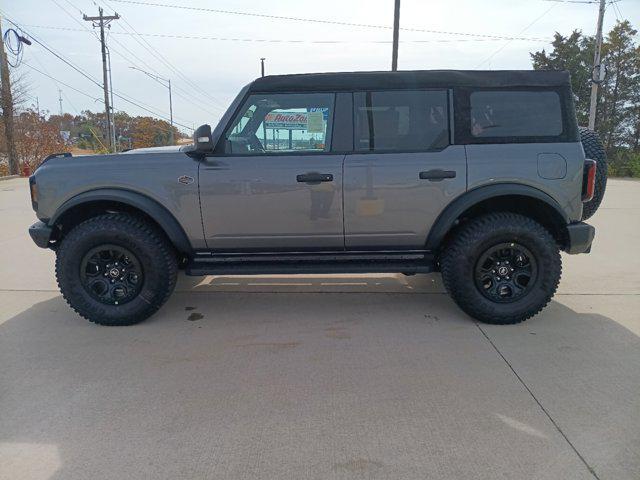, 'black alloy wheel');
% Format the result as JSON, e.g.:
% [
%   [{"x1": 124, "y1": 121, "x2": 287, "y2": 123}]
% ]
[
  {"x1": 474, "y1": 242, "x2": 537, "y2": 303},
  {"x1": 80, "y1": 244, "x2": 144, "y2": 306}
]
